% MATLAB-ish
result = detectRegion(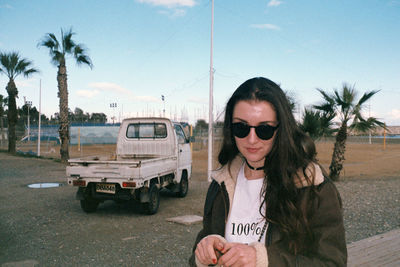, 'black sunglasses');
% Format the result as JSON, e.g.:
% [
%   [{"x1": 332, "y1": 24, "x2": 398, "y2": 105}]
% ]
[{"x1": 232, "y1": 122, "x2": 278, "y2": 140}]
